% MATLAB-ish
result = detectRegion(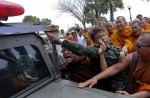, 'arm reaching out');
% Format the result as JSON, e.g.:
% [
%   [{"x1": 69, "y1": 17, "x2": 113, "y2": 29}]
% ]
[
  {"x1": 78, "y1": 53, "x2": 132, "y2": 88},
  {"x1": 116, "y1": 90, "x2": 150, "y2": 98}
]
